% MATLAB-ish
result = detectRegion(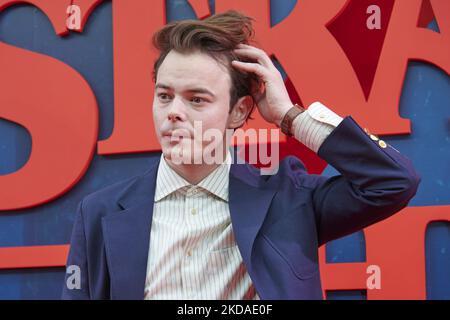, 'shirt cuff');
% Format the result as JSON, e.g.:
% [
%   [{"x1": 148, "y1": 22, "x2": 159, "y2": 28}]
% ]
[{"x1": 292, "y1": 102, "x2": 344, "y2": 153}]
